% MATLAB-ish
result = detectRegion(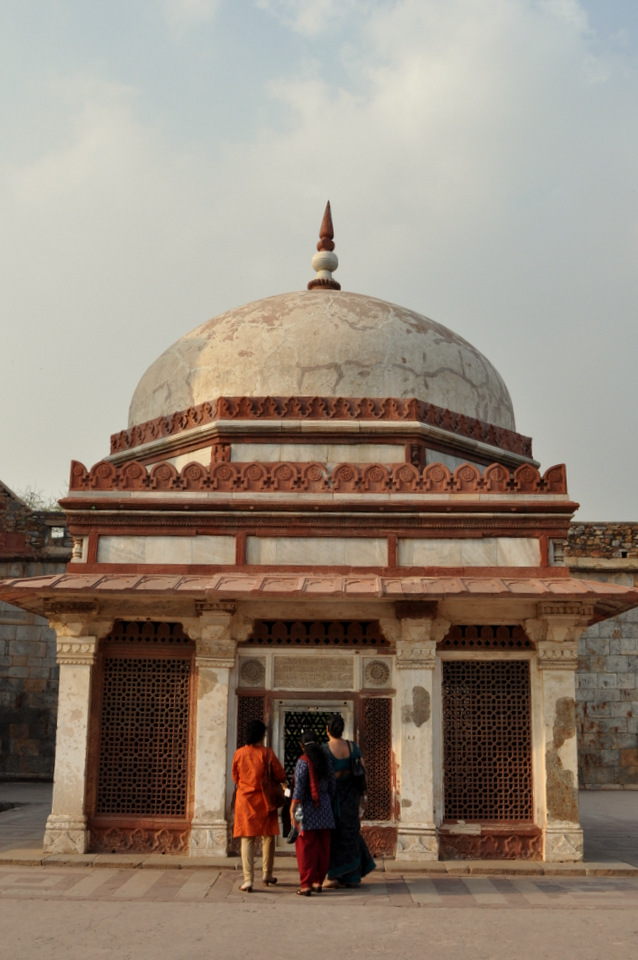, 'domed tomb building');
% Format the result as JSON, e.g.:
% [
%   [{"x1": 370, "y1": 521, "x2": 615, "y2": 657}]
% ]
[{"x1": 2, "y1": 205, "x2": 637, "y2": 862}]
